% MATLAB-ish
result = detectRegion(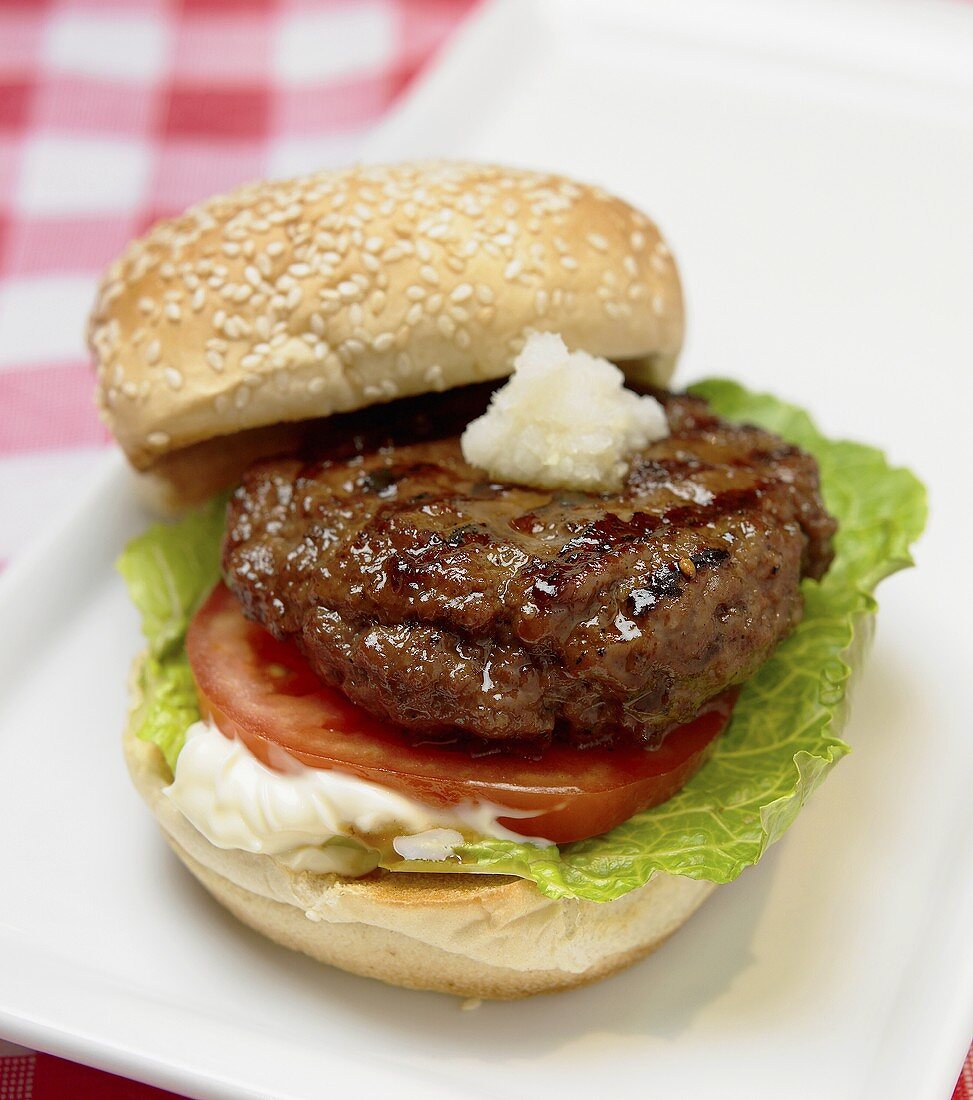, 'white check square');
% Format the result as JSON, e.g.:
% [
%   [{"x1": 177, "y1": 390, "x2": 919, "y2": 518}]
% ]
[
  {"x1": 43, "y1": 10, "x2": 170, "y2": 82},
  {"x1": 266, "y1": 133, "x2": 367, "y2": 179},
  {"x1": 0, "y1": 275, "x2": 97, "y2": 368},
  {"x1": 274, "y1": 2, "x2": 394, "y2": 83},
  {"x1": 17, "y1": 136, "x2": 151, "y2": 216}
]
